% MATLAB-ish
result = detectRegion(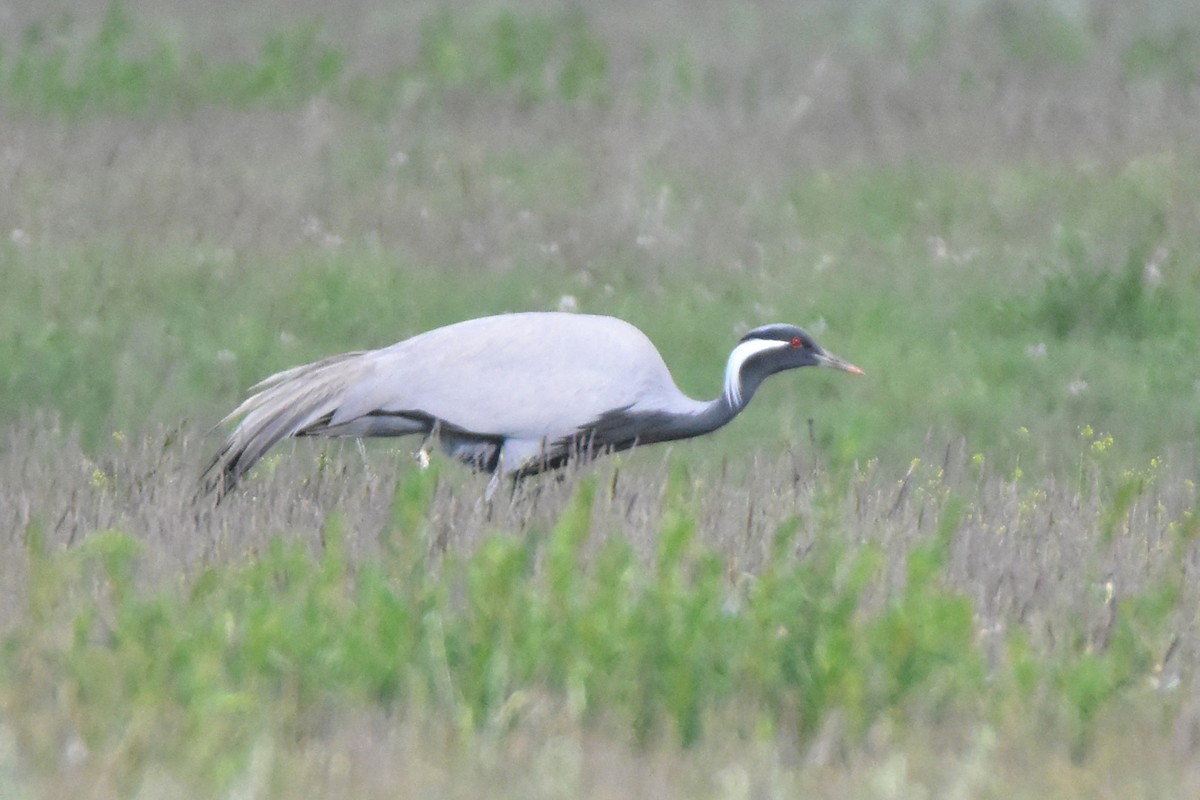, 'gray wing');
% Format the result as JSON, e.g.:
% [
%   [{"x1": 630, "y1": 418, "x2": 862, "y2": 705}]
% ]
[
  {"x1": 204, "y1": 313, "x2": 683, "y2": 492},
  {"x1": 332, "y1": 313, "x2": 679, "y2": 436}
]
